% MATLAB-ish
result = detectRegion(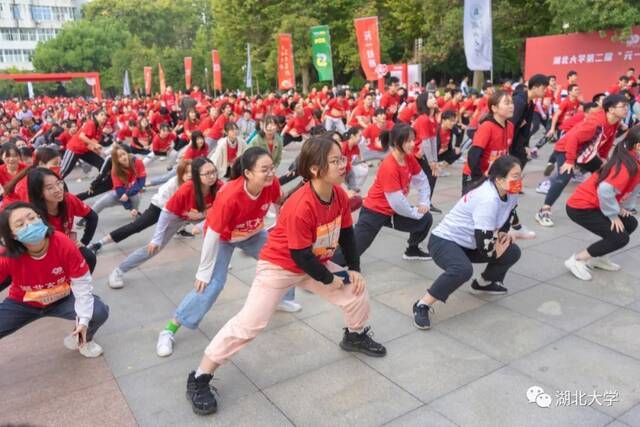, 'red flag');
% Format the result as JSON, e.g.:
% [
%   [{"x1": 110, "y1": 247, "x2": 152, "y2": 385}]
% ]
[
  {"x1": 354, "y1": 17, "x2": 382, "y2": 81},
  {"x1": 158, "y1": 63, "x2": 166, "y2": 94},
  {"x1": 211, "y1": 50, "x2": 222, "y2": 91},
  {"x1": 143, "y1": 66, "x2": 152, "y2": 96},
  {"x1": 277, "y1": 34, "x2": 295, "y2": 91},
  {"x1": 184, "y1": 57, "x2": 192, "y2": 89}
]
